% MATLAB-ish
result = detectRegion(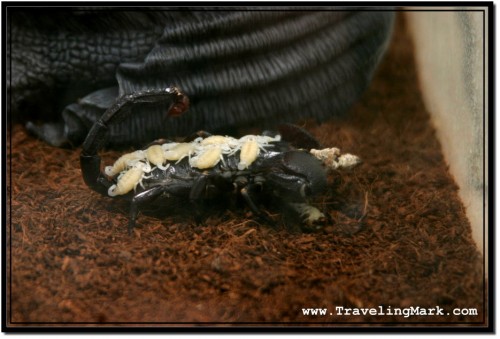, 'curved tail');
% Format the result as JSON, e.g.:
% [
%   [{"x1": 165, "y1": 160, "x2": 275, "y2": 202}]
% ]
[{"x1": 80, "y1": 87, "x2": 189, "y2": 196}]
